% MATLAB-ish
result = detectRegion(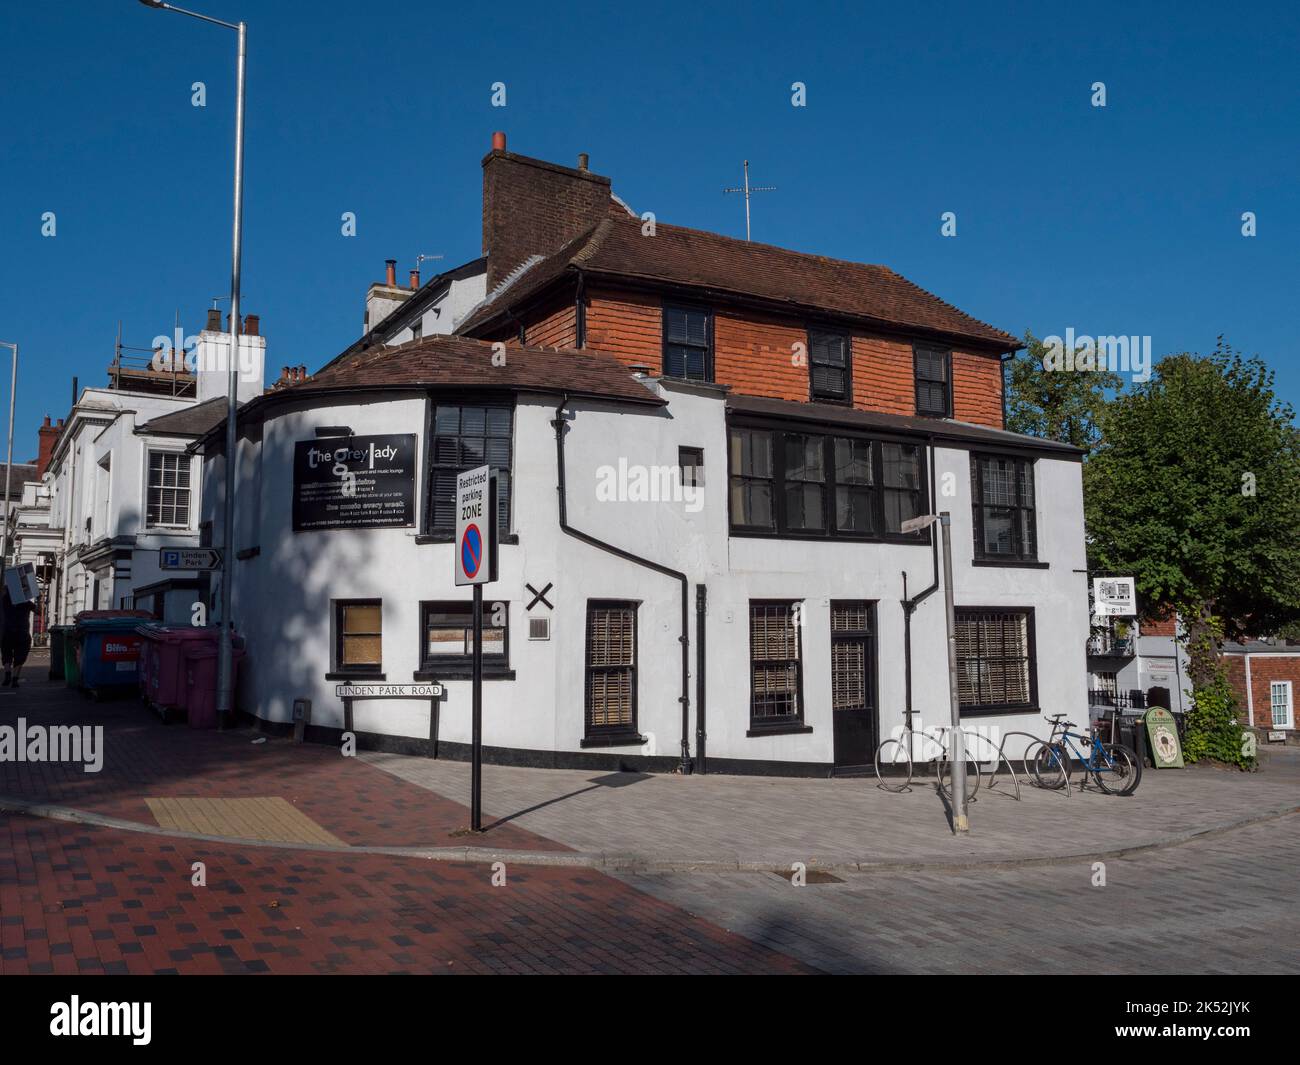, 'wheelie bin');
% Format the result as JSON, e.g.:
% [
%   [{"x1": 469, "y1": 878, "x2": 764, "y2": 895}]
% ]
[
  {"x1": 48, "y1": 625, "x2": 72, "y2": 681},
  {"x1": 183, "y1": 632, "x2": 246, "y2": 728},
  {"x1": 74, "y1": 614, "x2": 152, "y2": 697},
  {"x1": 138, "y1": 625, "x2": 233, "y2": 723}
]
